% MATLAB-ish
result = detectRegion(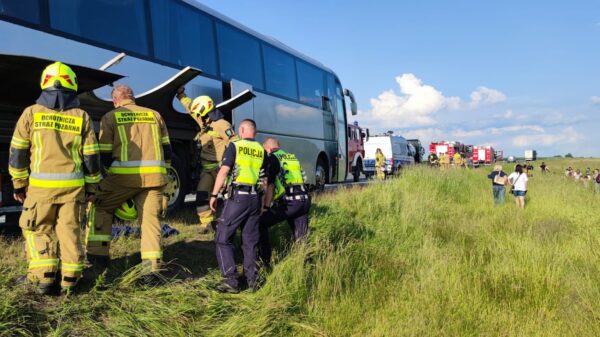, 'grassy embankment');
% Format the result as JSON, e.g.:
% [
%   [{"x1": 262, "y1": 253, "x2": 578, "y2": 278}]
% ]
[{"x1": 2, "y1": 158, "x2": 600, "y2": 336}]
